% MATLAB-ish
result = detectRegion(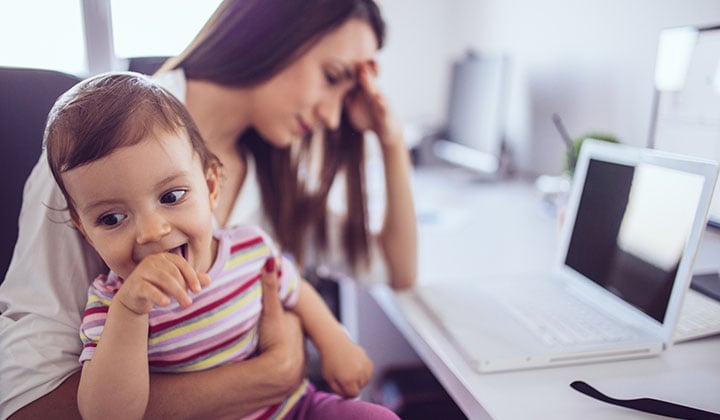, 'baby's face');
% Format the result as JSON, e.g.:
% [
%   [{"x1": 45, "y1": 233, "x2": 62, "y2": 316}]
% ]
[{"x1": 62, "y1": 131, "x2": 219, "y2": 279}]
